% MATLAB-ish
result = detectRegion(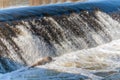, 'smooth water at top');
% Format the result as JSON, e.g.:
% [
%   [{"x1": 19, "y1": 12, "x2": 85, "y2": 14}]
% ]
[{"x1": 0, "y1": 0, "x2": 87, "y2": 9}]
